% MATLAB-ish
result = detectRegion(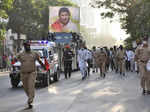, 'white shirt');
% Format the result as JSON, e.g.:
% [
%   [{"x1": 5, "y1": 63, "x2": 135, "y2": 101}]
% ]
[
  {"x1": 85, "y1": 49, "x2": 92, "y2": 60},
  {"x1": 126, "y1": 50, "x2": 135, "y2": 61}
]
